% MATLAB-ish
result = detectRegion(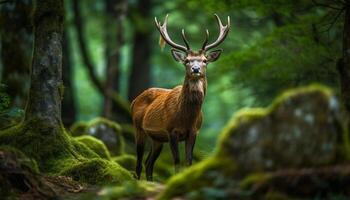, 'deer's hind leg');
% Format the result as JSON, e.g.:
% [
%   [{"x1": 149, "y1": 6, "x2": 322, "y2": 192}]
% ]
[
  {"x1": 145, "y1": 140, "x2": 163, "y2": 181},
  {"x1": 135, "y1": 128, "x2": 146, "y2": 180}
]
